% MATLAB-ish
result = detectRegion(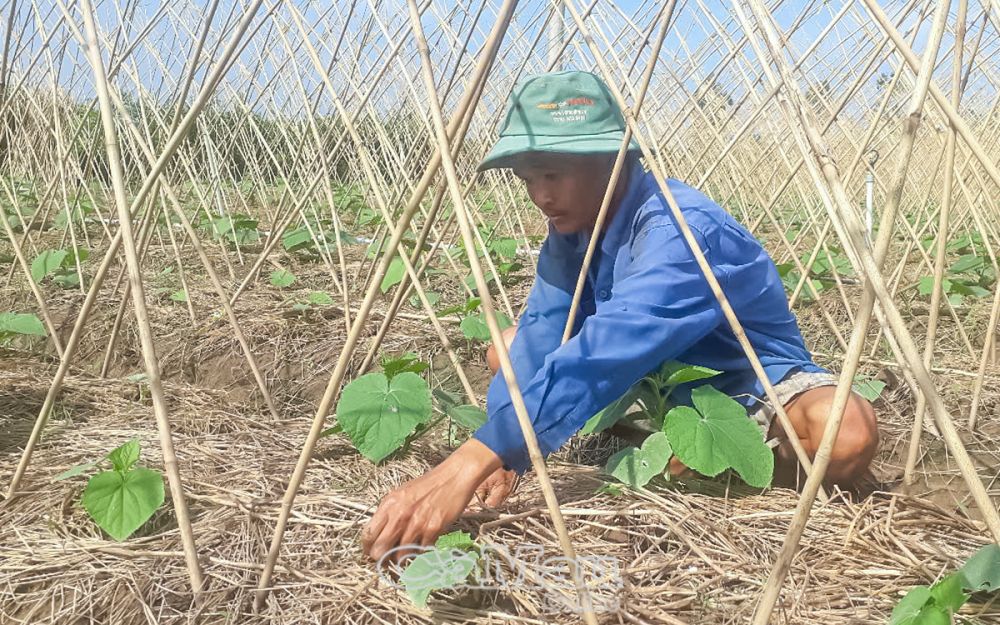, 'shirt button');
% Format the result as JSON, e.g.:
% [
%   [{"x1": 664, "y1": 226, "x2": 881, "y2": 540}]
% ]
[{"x1": 598, "y1": 289, "x2": 609, "y2": 299}]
